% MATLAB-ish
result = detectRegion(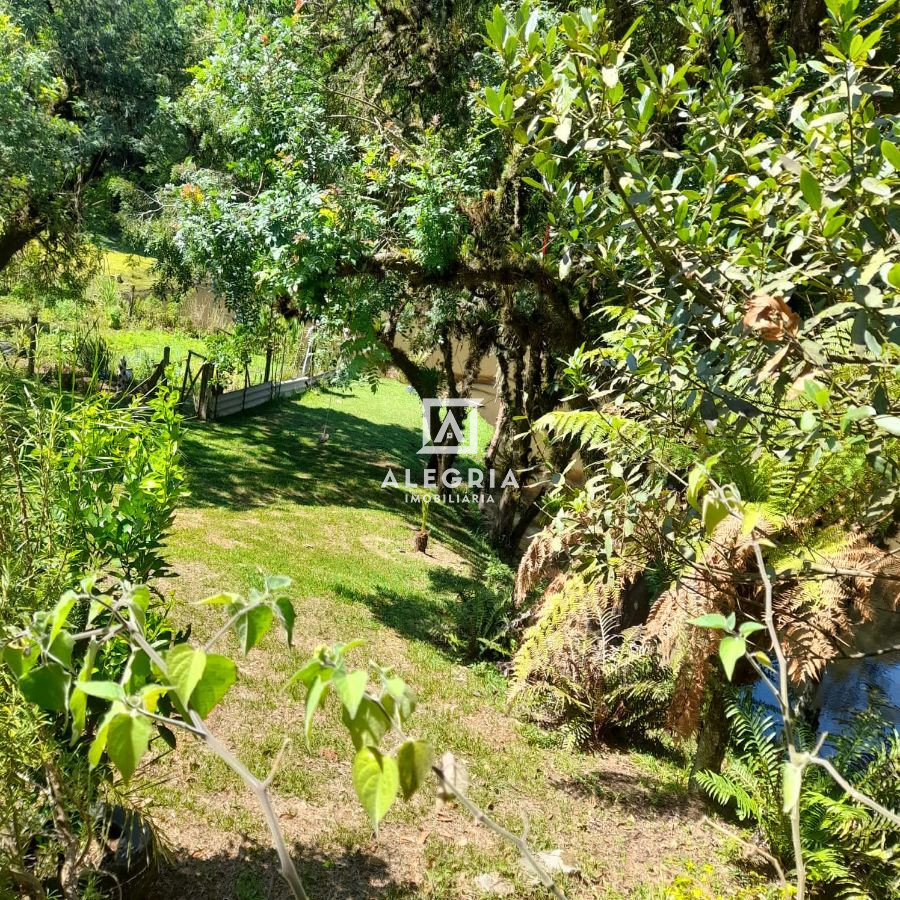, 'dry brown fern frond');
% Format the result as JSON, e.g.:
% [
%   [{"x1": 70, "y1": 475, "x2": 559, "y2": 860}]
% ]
[
  {"x1": 514, "y1": 523, "x2": 583, "y2": 606},
  {"x1": 775, "y1": 535, "x2": 900, "y2": 681},
  {"x1": 645, "y1": 516, "x2": 772, "y2": 737},
  {"x1": 646, "y1": 520, "x2": 900, "y2": 736},
  {"x1": 645, "y1": 516, "x2": 759, "y2": 662}
]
